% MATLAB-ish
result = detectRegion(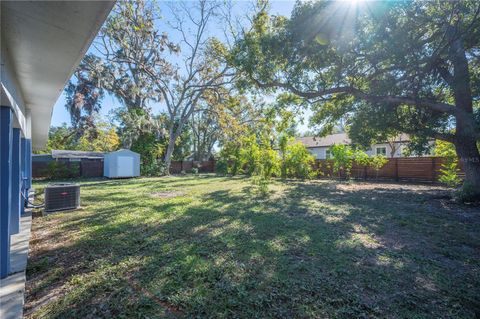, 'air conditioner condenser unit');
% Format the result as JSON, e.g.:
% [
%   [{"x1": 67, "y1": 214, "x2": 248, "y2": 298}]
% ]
[{"x1": 44, "y1": 183, "x2": 80, "y2": 213}]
